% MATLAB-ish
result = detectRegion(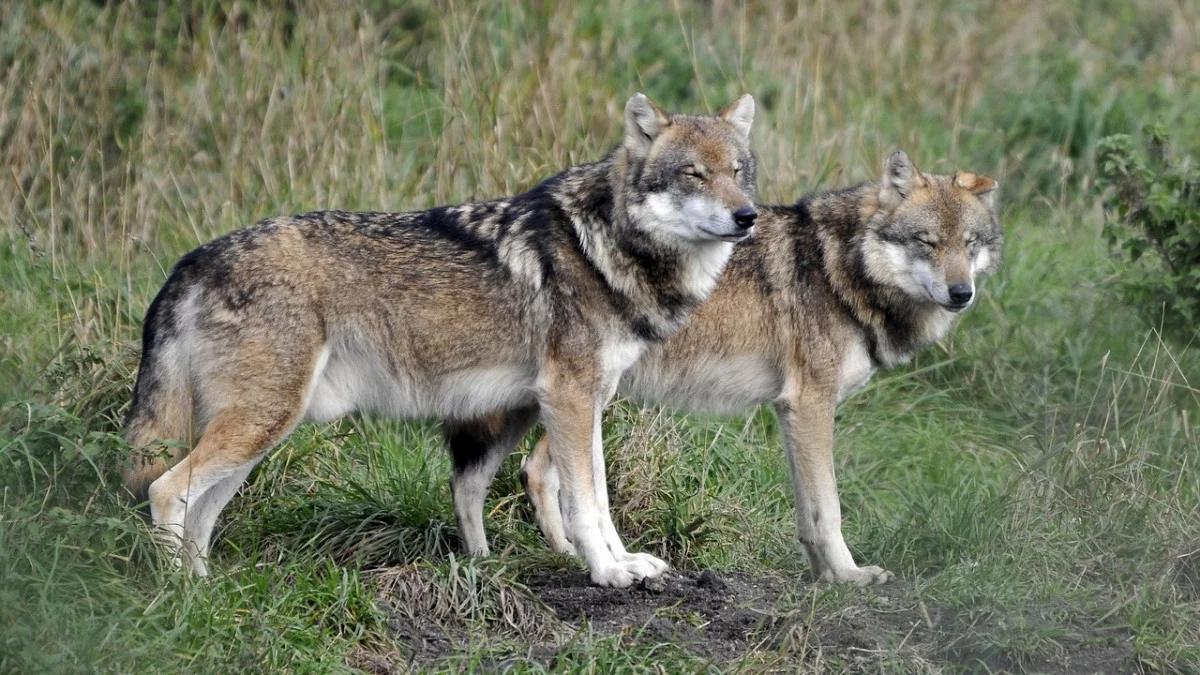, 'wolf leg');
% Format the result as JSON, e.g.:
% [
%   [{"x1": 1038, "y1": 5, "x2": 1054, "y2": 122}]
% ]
[
  {"x1": 540, "y1": 371, "x2": 658, "y2": 588},
  {"x1": 446, "y1": 406, "x2": 539, "y2": 556},
  {"x1": 520, "y1": 435, "x2": 576, "y2": 556},
  {"x1": 183, "y1": 459, "x2": 260, "y2": 571},
  {"x1": 774, "y1": 395, "x2": 893, "y2": 586},
  {"x1": 589, "y1": 414, "x2": 669, "y2": 576},
  {"x1": 525, "y1": 429, "x2": 667, "y2": 575},
  {"x1": 530, "y1": 407, "x2": 666, "y2": 580},
  {"x1": 148, "y1": 331, "x2": 321, "y2": 576},
  {"x1": 148, "y1": 408, "x2": 292, "y2": 576}
]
